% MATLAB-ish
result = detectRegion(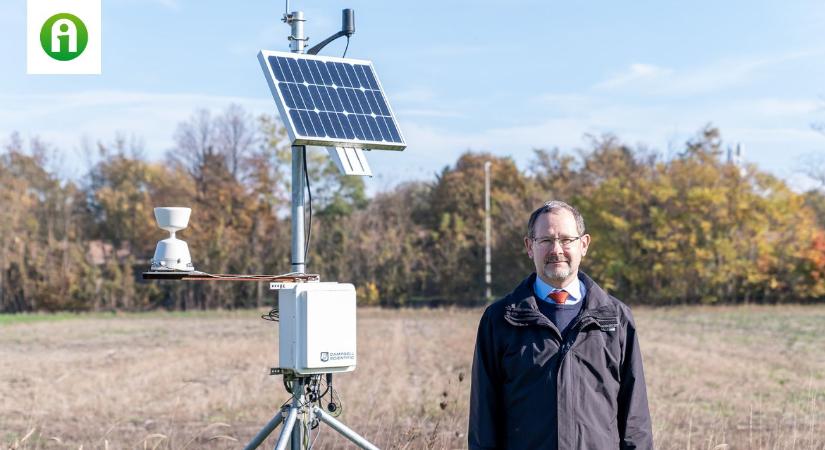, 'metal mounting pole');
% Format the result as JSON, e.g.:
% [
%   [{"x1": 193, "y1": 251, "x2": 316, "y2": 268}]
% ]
[
  {"x1": 286, "y1": 11, "x2": 306, "y2": 53},
  {"x1": 285, "y1": 7, "x2": 307, "y2": 277},
  {"x1": 291, "y1": 145, "x2": 306, "y2": 274},
  {"x1": 289, "y1": 147, "x2": 307, "y2": 450},
  {"x1": 484, "y1": 161, "x2": 492, "y2": 301},
  {"x1": 290, "y1": 377, "x2": 306, "y2": 450},
  {"x1": 287, "y1": 11, "x2": 307, "y2": 450},
  {"x1": 287, "y1": 10, "x2": 306, "y2": 276}
]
